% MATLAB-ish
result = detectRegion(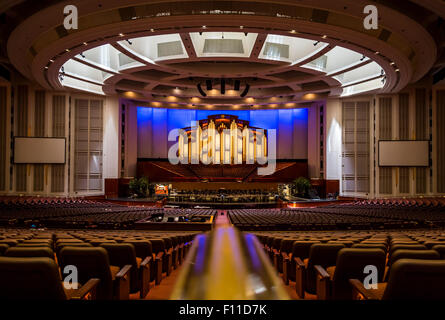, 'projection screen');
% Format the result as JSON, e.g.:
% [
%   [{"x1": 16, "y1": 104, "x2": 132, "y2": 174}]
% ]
[
  {"x1": 14, "y1": 137, "x2": 66, "y2": 164},
  {"x1": 379, "y1": 140, "x2": 429, "y2": 167}
]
